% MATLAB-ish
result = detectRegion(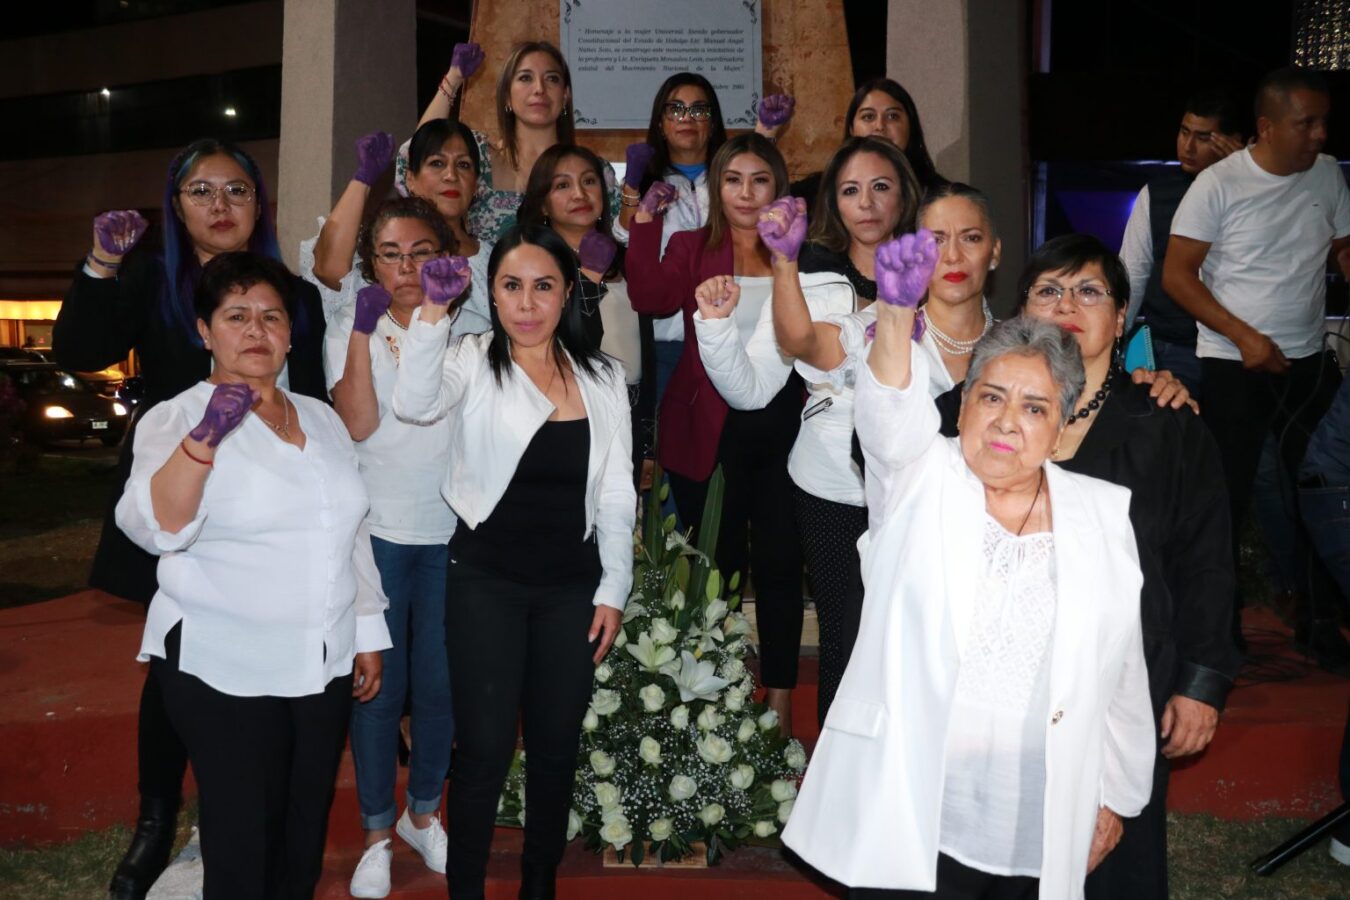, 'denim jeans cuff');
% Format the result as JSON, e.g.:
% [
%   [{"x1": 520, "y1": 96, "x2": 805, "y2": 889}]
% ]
[
  {"x1": 405, "y1": 790, "x2": 443, "y2": 816},
  {"x1": 360, "y1": 804, "x2": 398, "y2": 831}
]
